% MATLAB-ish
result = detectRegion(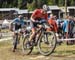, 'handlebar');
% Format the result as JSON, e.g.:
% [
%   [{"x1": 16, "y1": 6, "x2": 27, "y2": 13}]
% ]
[{"x1": 35, "y1": 20, "x2": 46, "y2": 24}]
